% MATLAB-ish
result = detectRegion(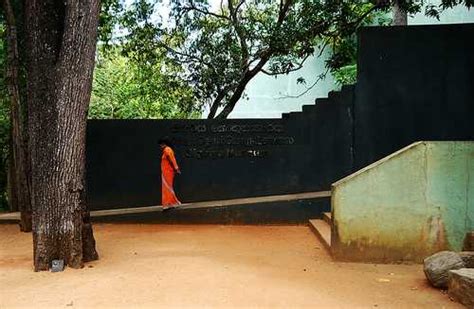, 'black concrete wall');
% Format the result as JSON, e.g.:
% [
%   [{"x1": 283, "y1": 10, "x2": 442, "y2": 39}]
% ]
[
  {"x1": 354, "y1": 24, "x2": 474, "y2": 169},
  {"x1": 86, "y1": 23, "x2": 474, "y2": 213},
  {"x1": 87, "y1": 112, "x2": 353, "y2": 210}
]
